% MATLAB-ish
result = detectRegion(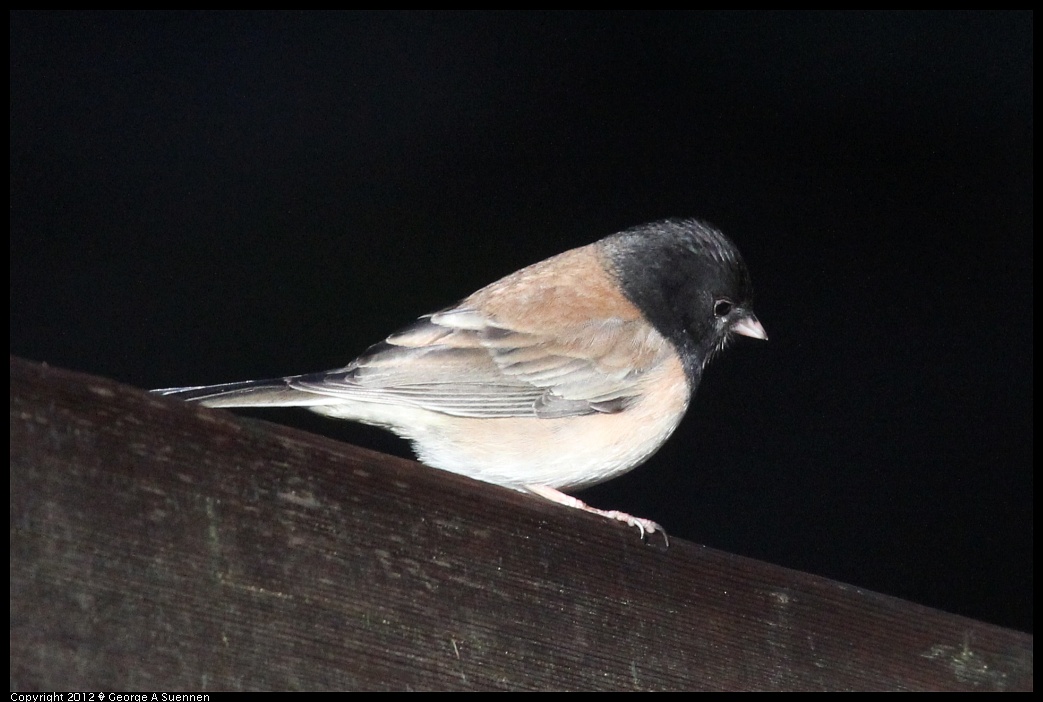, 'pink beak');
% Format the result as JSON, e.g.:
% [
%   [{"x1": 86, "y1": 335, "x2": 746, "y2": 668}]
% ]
[{"x1": 732, "y1": 315, "x2": 768, "y2": 341}]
